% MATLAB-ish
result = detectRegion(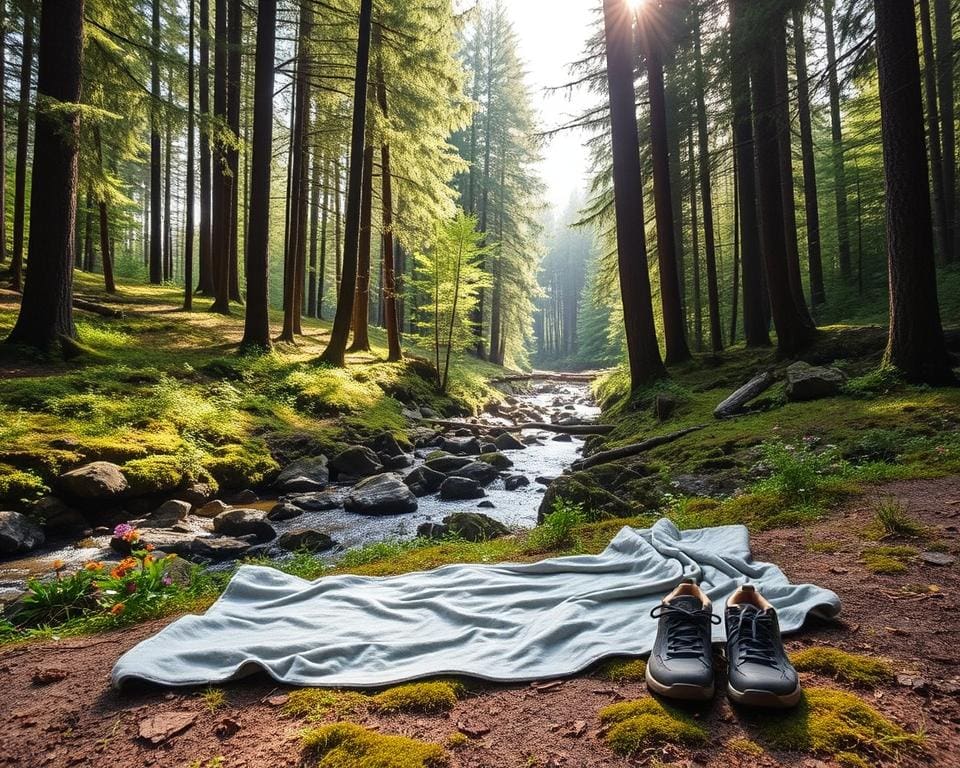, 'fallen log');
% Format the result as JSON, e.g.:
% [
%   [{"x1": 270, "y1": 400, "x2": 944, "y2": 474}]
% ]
[
  {"x1": 74, "y1": 298, "x2": 123, "y2": 318},
  {"x1": 570, "y1": 425, "x2": 706, "y2": 471},
  {"x1": 490, "y1": 371, "x2": 601, "y2": 384},
  {"x1": 415, "y1": 418, "x2": 615, "y2": 436},
  {"x1": 713, "y1": 371, "x2": 775, "y2": 419}
]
